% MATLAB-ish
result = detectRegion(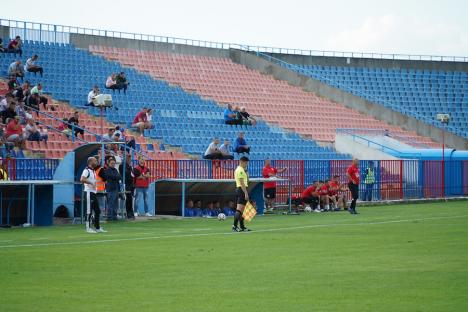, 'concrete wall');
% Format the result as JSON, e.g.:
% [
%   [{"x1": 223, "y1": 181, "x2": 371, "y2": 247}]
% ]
[
  {"x1": 265, "y1": 53, "x2": 468, "y2": 71},
  {"x1": 70, "y1": 33, "x2": 230, "y2": 58},
  {"x1": 335, "y1": 135, "x2": 398, "y2": 160},
  {"x1": 230, "y1": 49, "x2": 468, "y2": 150}
]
